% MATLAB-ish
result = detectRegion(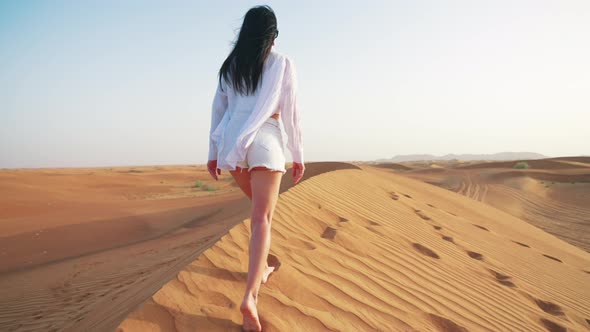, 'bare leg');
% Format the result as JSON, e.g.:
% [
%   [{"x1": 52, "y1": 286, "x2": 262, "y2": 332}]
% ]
[
  {"x1": 230, "y1": 166, "x2": 253, "y2": 200},
  {"x1": 240, "y1": 168, "x2": 283, "y2": 332},
  {"x1": 230, "y1": 167, "x2": 278, "y2": 285}
]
